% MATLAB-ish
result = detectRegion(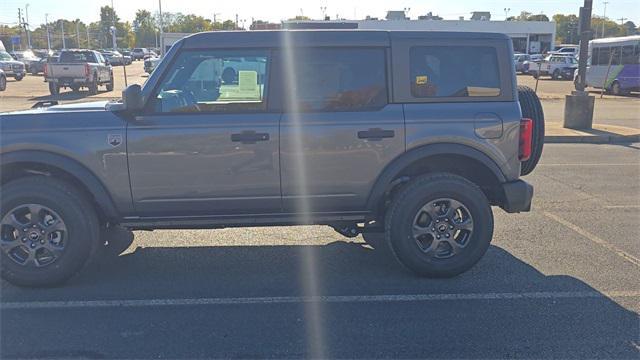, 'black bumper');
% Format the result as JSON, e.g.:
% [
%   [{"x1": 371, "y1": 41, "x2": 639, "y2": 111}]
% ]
[{"x1": 500, "y1": 180, "x2": 533, "y2": 213}]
